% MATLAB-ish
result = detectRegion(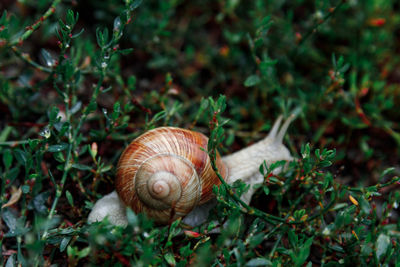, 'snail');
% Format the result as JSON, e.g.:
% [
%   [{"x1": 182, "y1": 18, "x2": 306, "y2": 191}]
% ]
[{"x1": 88, "y1": 115, "x2": 294, "y2": 226}]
